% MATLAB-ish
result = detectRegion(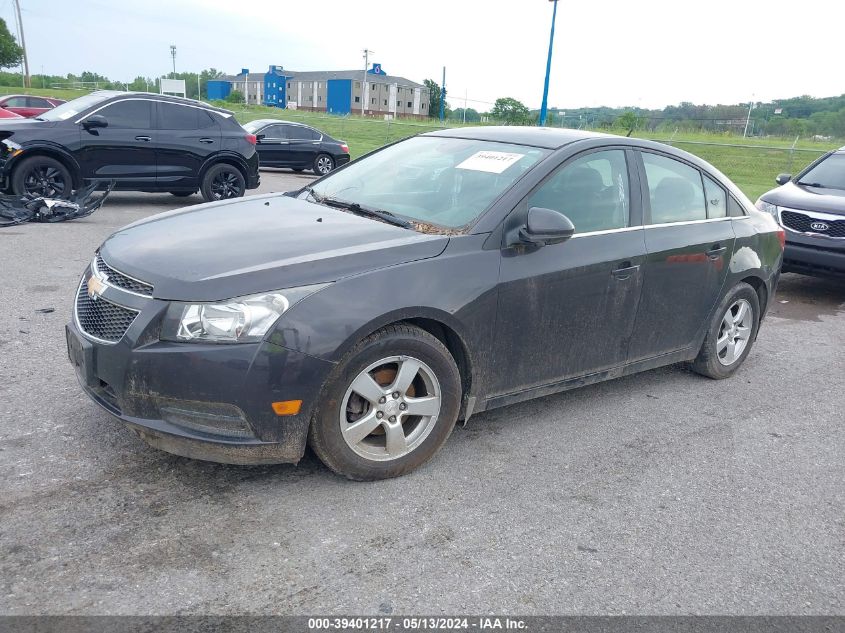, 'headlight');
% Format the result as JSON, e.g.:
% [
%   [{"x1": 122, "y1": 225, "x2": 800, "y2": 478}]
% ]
[
  {"x1": 755, "y1": 199, "x2": 779, "y2": 218},
  {"x1": 162, "y1": 283, "x2": 329, "y2": 343}
]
